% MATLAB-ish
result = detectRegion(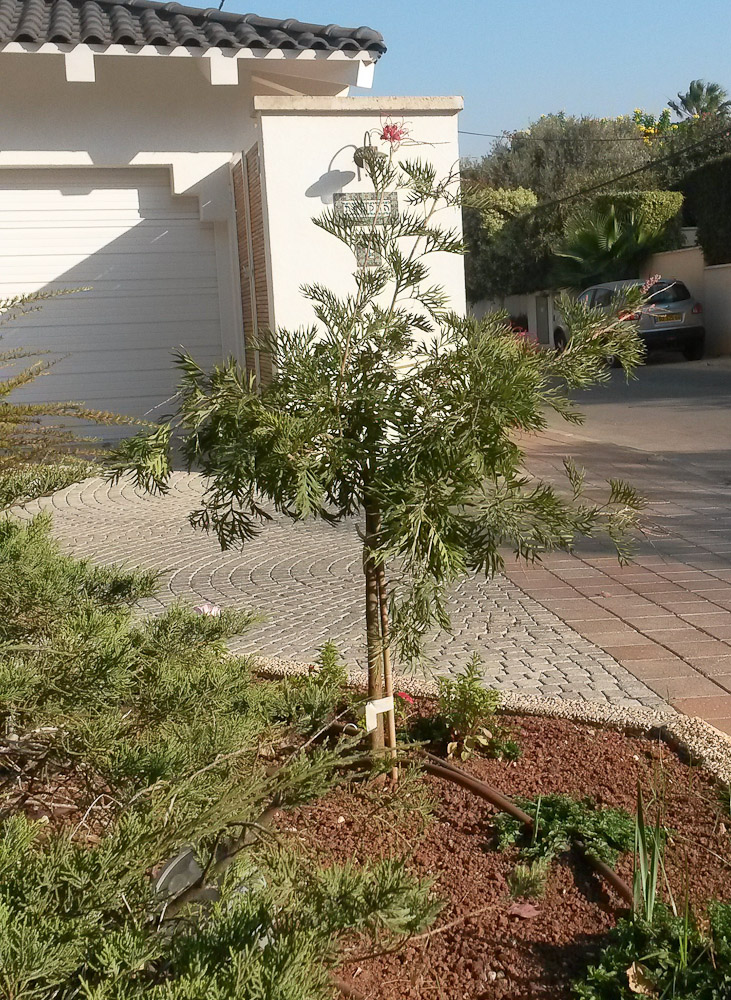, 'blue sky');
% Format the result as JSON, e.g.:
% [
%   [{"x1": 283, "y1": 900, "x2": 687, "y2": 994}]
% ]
[{"x1": 223, "y1": 0, "x2": 731, "y2": 158}]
